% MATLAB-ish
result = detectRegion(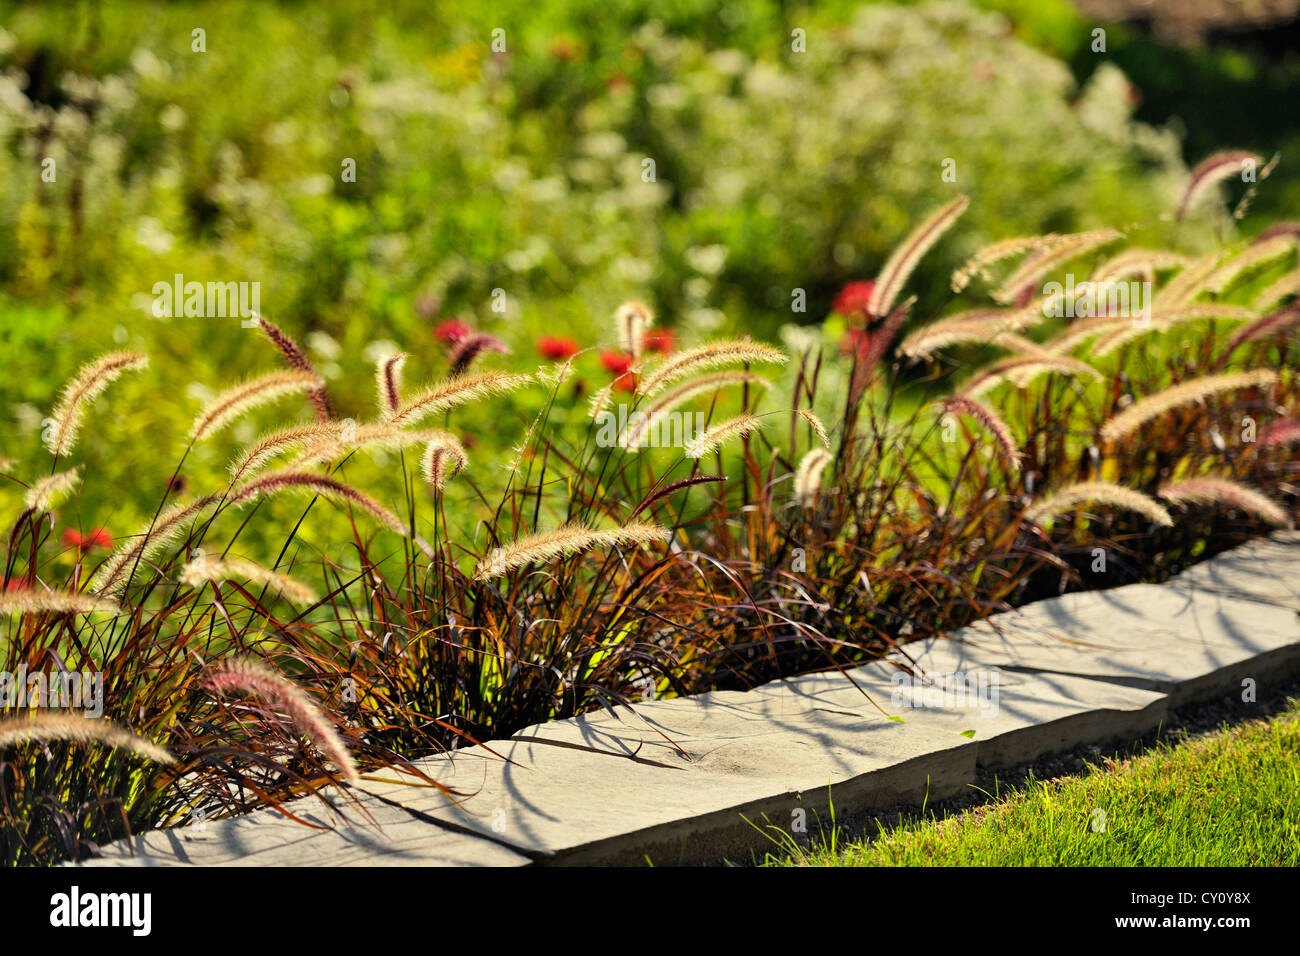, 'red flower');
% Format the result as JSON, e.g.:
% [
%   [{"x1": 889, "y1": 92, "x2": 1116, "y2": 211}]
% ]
[
  {"x1": 833, "y1": 280, "x2": 876, "y2": 321},
  {"x1": 612, "y1": 371, "x2": 638, "y2": 393},
  {"x1": 605, "y1": 72, "x2": 631, "y2": 93},
  {"x1": 538, "y1": 336, "x2": 580, "y2": 360},
  {"x1": 839, "y1": 329, "x2": 873, "y2": 359},
  {"x1": 434, "y1": 319, "x2": 470, "y2": 345},
  {"x1": 642, "y1": 328, "x2": 675, "y2": 353},
  {"x1": 61, "y1": 527, "x2": 112, "y2": 552},
  {"x1": 600, "y1": 350, "x2": 633, "y2": 375}
]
